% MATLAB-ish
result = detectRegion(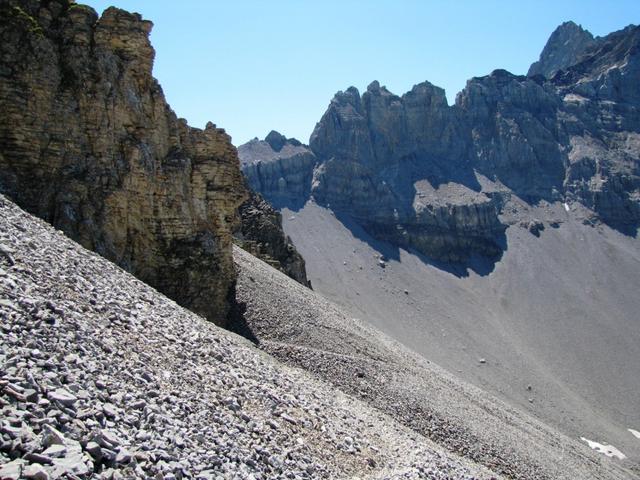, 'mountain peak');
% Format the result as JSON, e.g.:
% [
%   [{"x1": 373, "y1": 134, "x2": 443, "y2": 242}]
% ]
[
  {"x1": 265, "y1": 130, "x2": 287, "y2": 152},
  {"x1": 528, "y1": 21, "x2": 596, "y2": 78}
]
